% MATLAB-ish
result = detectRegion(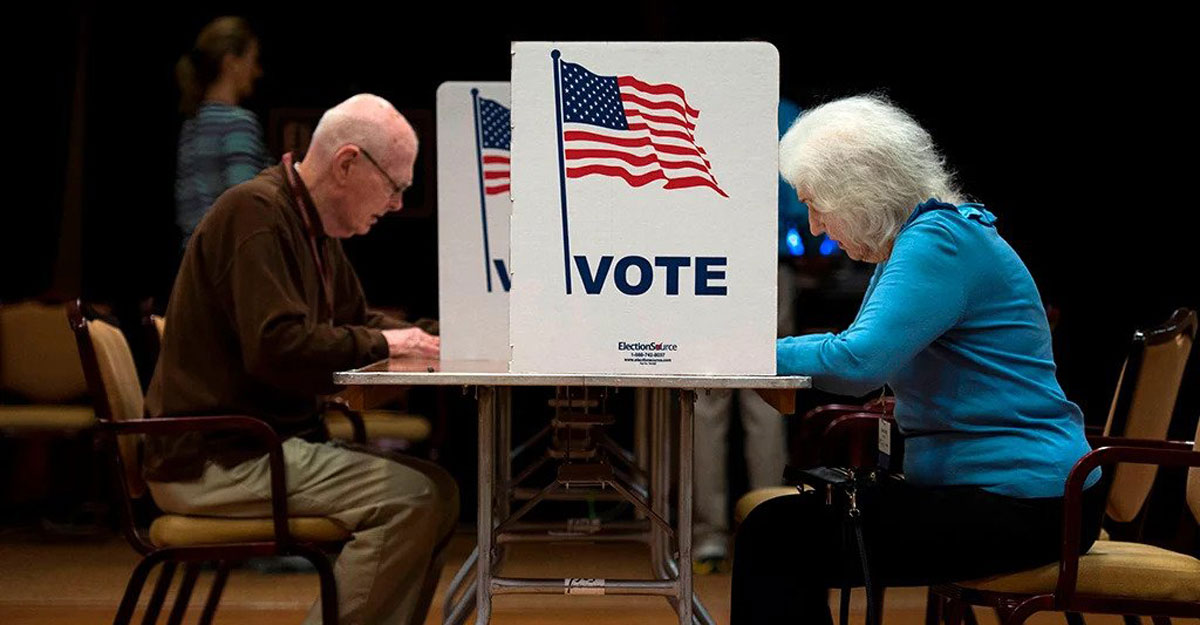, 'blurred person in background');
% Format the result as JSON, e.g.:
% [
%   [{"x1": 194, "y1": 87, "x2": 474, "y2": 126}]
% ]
[{"x1": 175, "y1": 16, "x2": 270, "y2": 251}]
